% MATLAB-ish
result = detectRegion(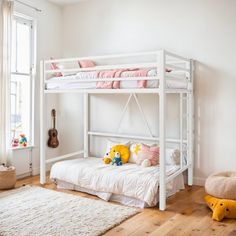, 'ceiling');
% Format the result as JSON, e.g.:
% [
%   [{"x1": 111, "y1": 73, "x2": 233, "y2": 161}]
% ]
[{"x1": 48, "y1": 0, "x2": 85, "y2": 6}]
